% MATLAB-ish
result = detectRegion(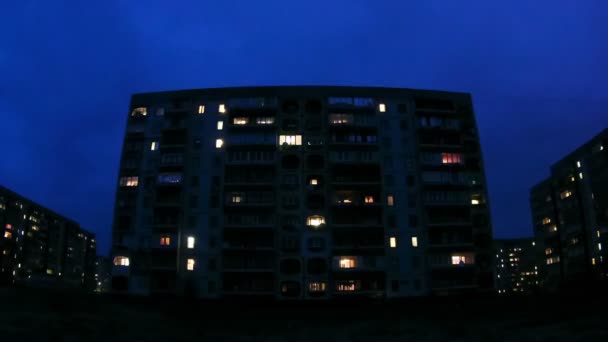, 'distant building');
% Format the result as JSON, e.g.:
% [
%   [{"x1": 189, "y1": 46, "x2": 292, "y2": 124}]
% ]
[
  {"x1": 0, "y1": 186, "x2": 96, "y2": 289},
  {"x1": 530, "y1": 129, "x2": 608, "y2": 291},
  {"x1": 94, "y1": 256, "x2": 111, "y2": 293},
  {"x1": 494, "y1": 238, "x2": 538, "y2": 294},
  {"x1": 110, "y1": 86, "x2": 494, "y2": 299}
]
